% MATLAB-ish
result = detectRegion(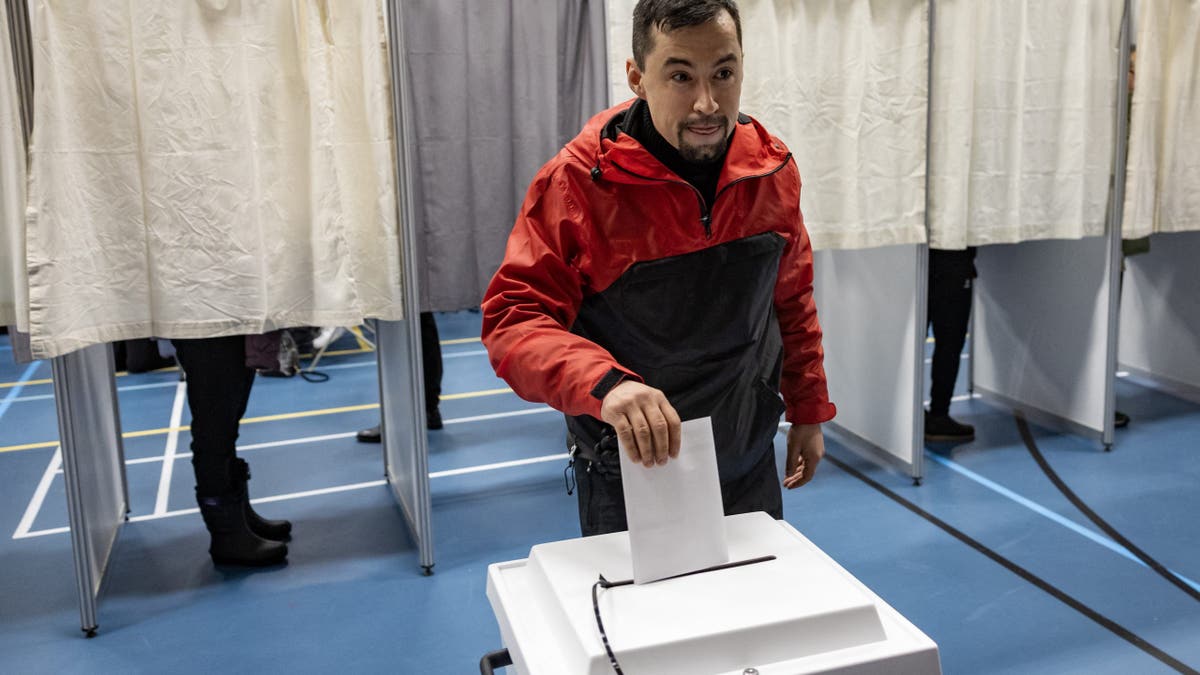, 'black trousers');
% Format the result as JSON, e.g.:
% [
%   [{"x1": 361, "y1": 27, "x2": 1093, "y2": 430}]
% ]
[
  {"x1": 172, "y1": 336, "x2": 256, "y2": 496},
  {"x1": 572, "y1": 445, "x2": 783, "y2": 537},
  {"x1": 927, "y1": 248, "x2": 976, "y2": 416},
  {"x1": 419, "y1": 312, "x2": 442, "y2": 413}
]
